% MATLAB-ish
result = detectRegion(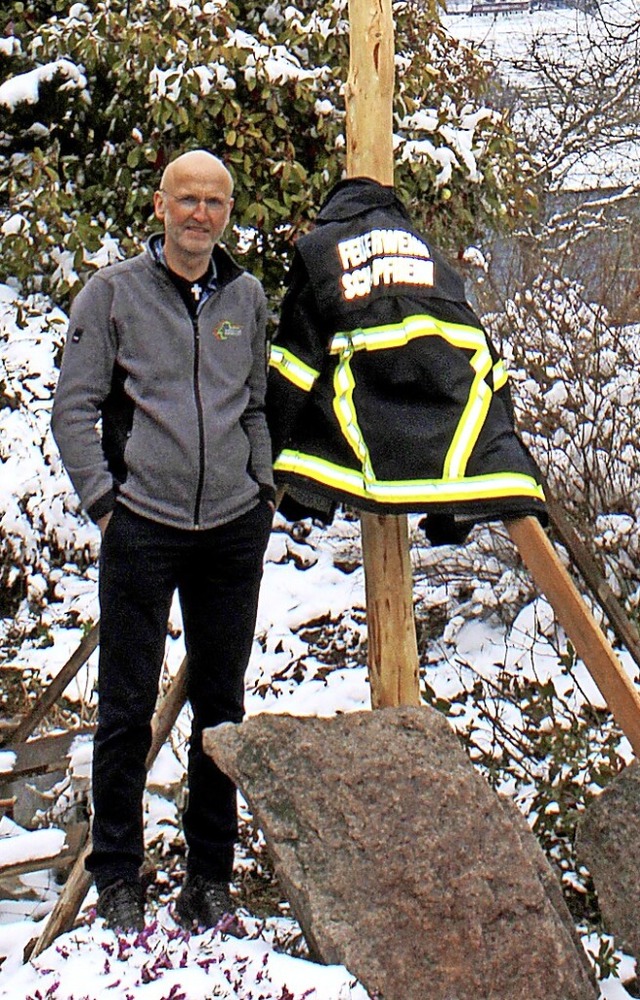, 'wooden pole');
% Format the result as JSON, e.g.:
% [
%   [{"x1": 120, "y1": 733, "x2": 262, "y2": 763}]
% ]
[
  {"x1": 146, "y1": 656, "x2": 189, "y2": 767},
  {"x1": 346, "y1": 0, "x2": 421, "y2": 709},
  {"x1": 361, "y1": 514, "x2": 420, "y2": 708},
  {"x1": 345, "y1": 0, "x2": 395, "y2": 187},
  {"x1": 28, "y1": 841, "x2": 92, "y2": 960},
  {"x1": 343, "y1": 0, "x2": 640, "y2": 749}
]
